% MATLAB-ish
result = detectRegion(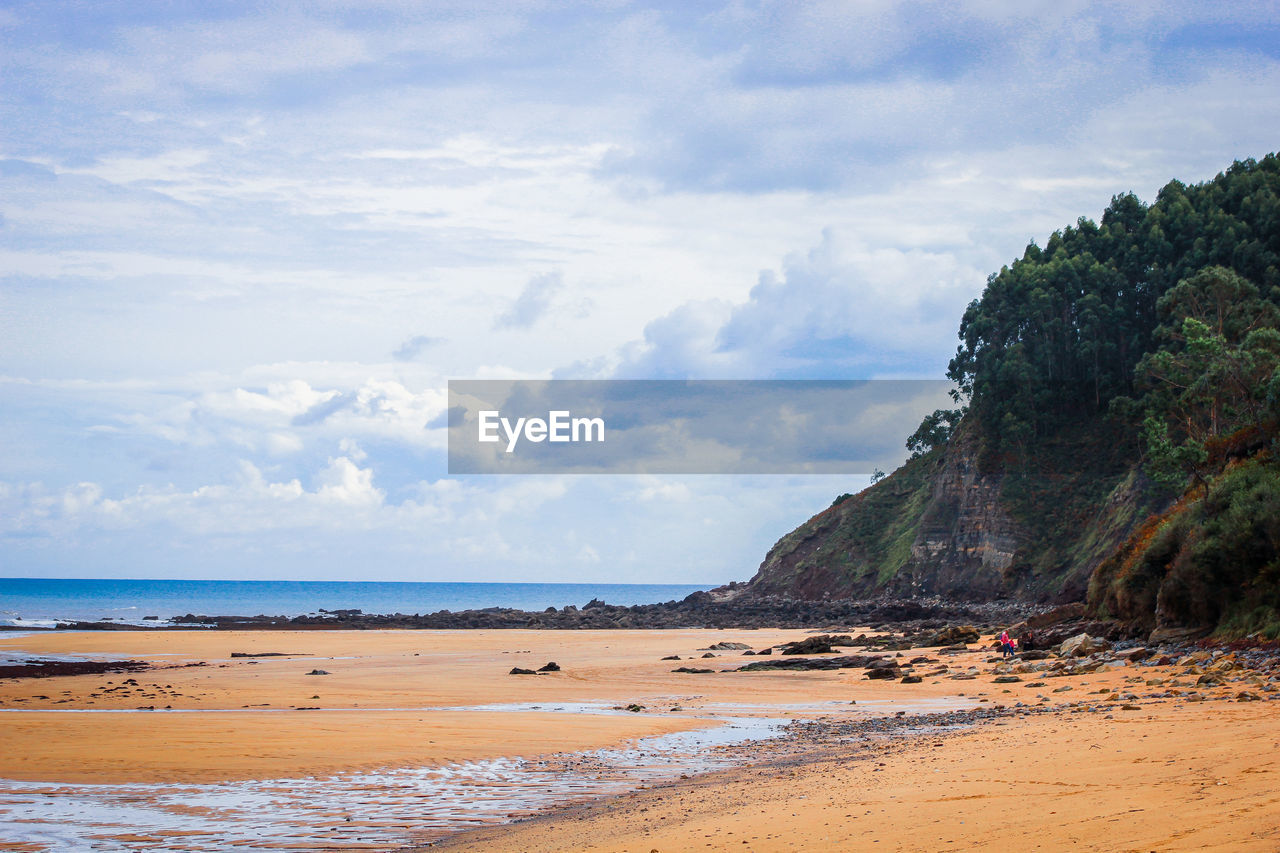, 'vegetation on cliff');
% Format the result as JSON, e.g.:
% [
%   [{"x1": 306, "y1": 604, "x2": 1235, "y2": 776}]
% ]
[{"x1": 747, "y1": 154, "x2": 1280, "y2": 637}]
